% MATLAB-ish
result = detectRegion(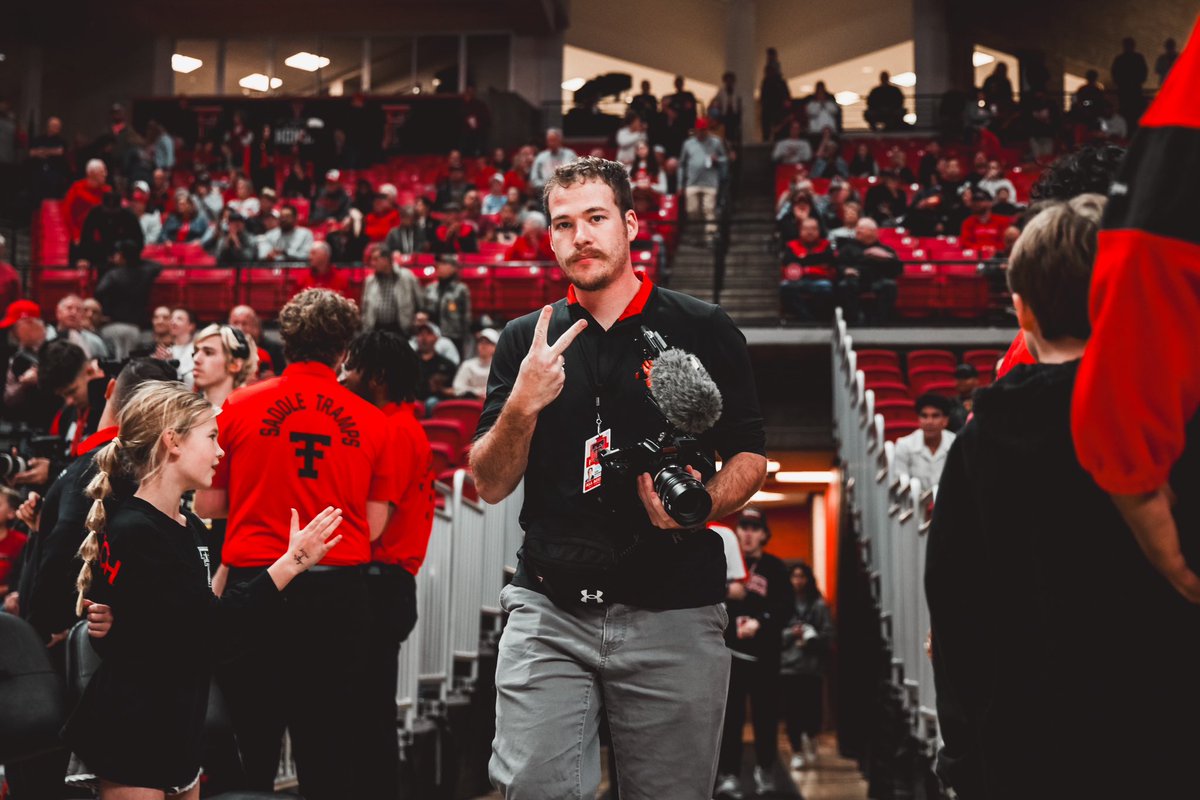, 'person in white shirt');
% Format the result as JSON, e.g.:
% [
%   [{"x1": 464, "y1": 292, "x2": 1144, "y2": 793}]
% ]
[
  {"x1": 259, "y1": 205, "x2": 314, "y2": 261},
  {"x1": 771, "y1": 120, "x2": 813, "y2": 164},
  {"x1": 452, "y1": 327, "x2": 497, "y2": 398},
  {"x1": 893, "y1": 393, "x2": 956, "y2": 491},
  {"x1": 168, "y1": 307, "x2": 197, "y2": 389},
  {"x1": 529, "y1": 128, "x2": 579, "y2": 193}
]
